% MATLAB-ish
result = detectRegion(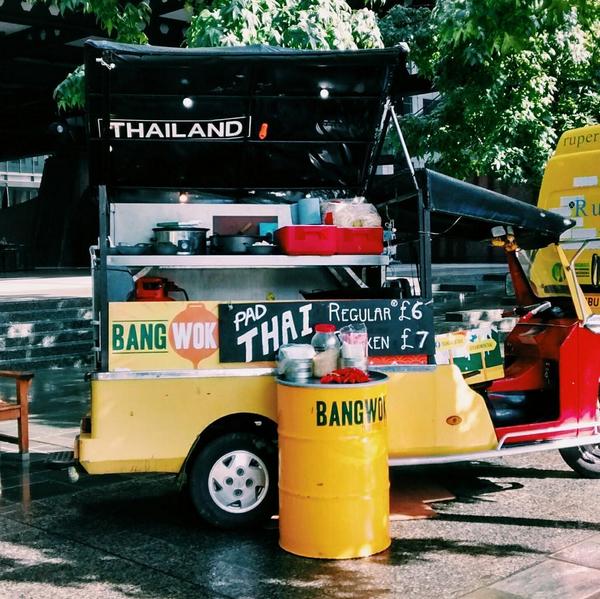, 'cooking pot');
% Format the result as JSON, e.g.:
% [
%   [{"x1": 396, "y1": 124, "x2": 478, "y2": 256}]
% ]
[
  {"x1": 152, "y1": 227, "x2": 208, "y2": 255},
  {"x1": 210, "y1": 234, "x2": 263, "y2": 254}
]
